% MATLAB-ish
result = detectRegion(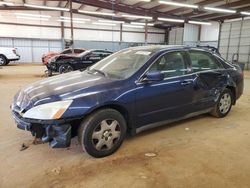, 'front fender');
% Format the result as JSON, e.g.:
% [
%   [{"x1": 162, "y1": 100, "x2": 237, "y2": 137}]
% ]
[{"x1": 60, "y1": 85, "x2": 136, "y2": 132}]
